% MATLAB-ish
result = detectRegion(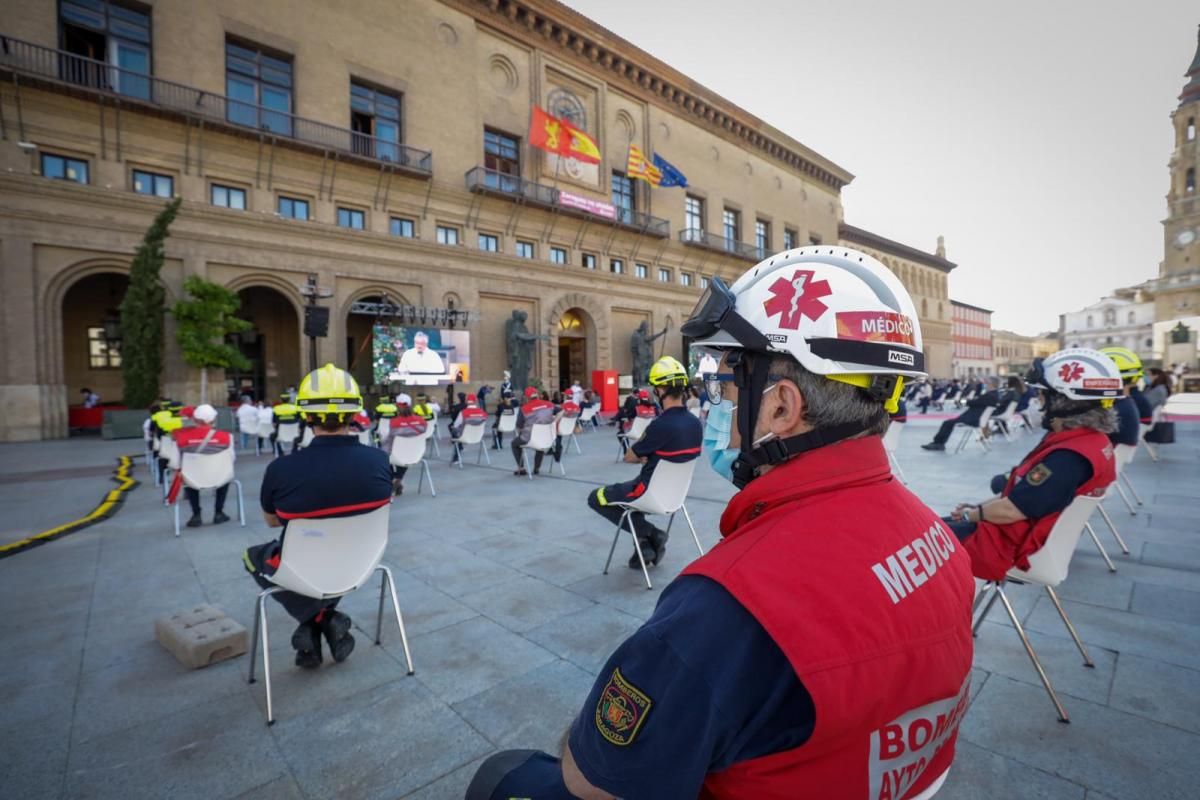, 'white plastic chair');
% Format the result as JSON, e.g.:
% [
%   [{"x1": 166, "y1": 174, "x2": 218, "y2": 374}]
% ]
[
  {"x1": 158, "y1": 437, "x2": 181, "y2": 500},
  {"x1": 276, "y1": 422, "x2": 300, "y2": 456},
  {"x1": 356, "y1": 429, "x2": 374, "y2": 447},
  {"x1": 390, "y1": 433, "x2": 435, "y2": 496},
  {"x1": 953, "y1": 407, "x2": 994, "y2": 454},
  {"x1": 602, "y1": 458, "x2": 705, "y2": 590},
  {"x1": 1138, "y1": 407, "x2": 1163, "y2": 462},
  {"x1": 882, "y1": 422, "x2": 906, "y2": 483},
  {"x1": 579, "y1": 405, "x2": 599, "y2": 431},
  {"x1": 495, "y1": 411, "x2": 518, "y2": 437},
  {"x1": 450, "y1": 421, "x2": 490, "y2": 468},
  {"x1": 427, "y1": 411, "x2": 442, "y2": 457},
  {"x1": 520, "y1": 422, "x2": 565, "y2": 479},
  {"x1": 971, "y1": 494, "x2": 1101, "y2": 723},
  {"x1": 556, "y1": 414, "x2": 583, "y2": 455},
  {"x1": 299, "y1": 426, "x2": 315, "y2": 450},
  {"x1": 246, "y1": 505, "x2": 414, "y2": 724},
  {"x1": 1111, "y1": 443, "x2": 1144, "y2": 513},
  {"x1": 616, "y1": 415, "x2": 653, "y2": 461},
  {"x1": 989, "y1": 401, "x2": 1019, "y2": 442},
  {"x1": 172, "y1": 447, "x2": 246, "y2": 536}
]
